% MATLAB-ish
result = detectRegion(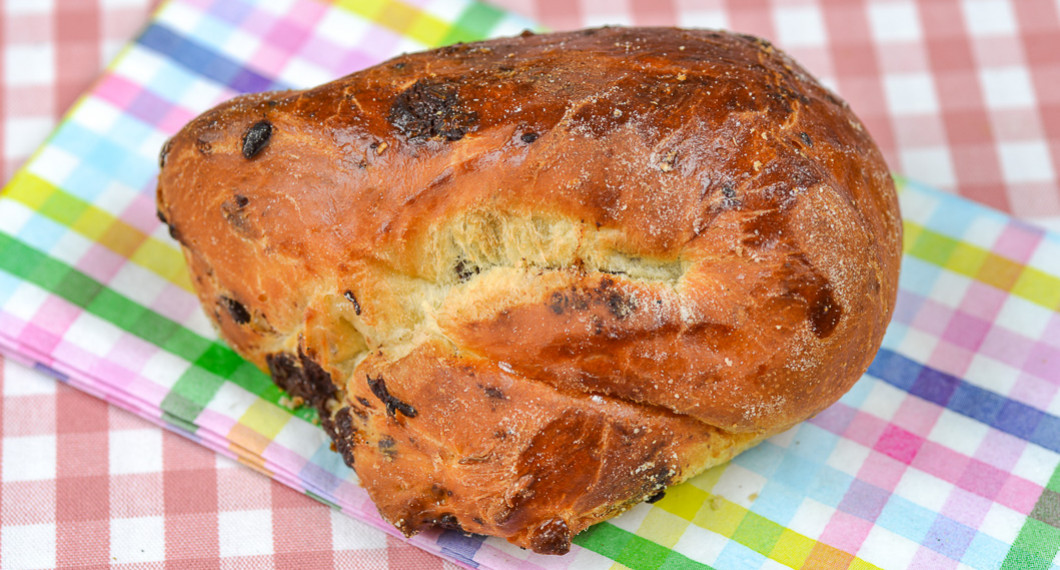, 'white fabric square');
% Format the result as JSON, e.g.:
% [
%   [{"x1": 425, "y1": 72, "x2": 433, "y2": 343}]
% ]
[
  {"x1": 106, "y1": 261, "x2": 168, "y2": 311},
  {"x1": 899, "y1": 146, "x2": 957, "y2": 188},
  {"x1": 0, "y1": 200, "x2": 34, "y2": 247},
  {"x1": 785, "y1": 497, "x2": 836, "y2": 537},
  {"x1": 772, "y1": 5, "x2": 827, "y2": 48},
  {"x1": 2, "y1": 435, "x2": 56, "y2": 481},
  {"x1": 928, "y1": 268, "x2": 972, "y2": 309},
  {"x1": 711, "y1": 463, "x2": 766, "y2": 507},
  {"x1": 980, "y1": 66, "x2": 1036, "y2": 109},
  {"x1": 858, "y1": 525, "x2": 920, "y2": 569},
  {"x1": 1, "y1": 524, "x2": 56, "y2": 569},
  {"x1": 218, "y1": 509, "x2": 273, "y2": 557},
  {"x1": 825, "y1": 437, "x2": 872, "y2": 477},
  {"x1": 330, "y1": 509, "x2": 387, "y2": 551},
  {"x1": 894, "y1": 468, "x2": 952, "y2": 512},
  {"x1": 5, "y1": 0, "x2": 55, "y2": 14},
  {"x1": 884, "y1": 73, "x2": 940, "y2": 115},
  {"x1": 670, "y1": 522, "x2": 725, "y2": 566},
  {"x1": 998, "y1": 141, "x2": 1056, "y2": 183},
  {"x1": 1010, "y1": 441, "x2": 1060, "y2": 486},
  {"x1": 5, "y1": 118, "x2": 56, "y2": 160},
  {"x1": 961, "y1": 0, "x2": 1018, "y2": 36},
  {"x1": 994, "y1": 295, "x2": 1051, "y2": 341},
  {"x1": 962, "y1": 353, "x2": 1019, "y2": 396},
  {"x1": 110, "y1": 516, "x2": 165, "y2": 563},
  {"x1": 314, "y1": 7, "x2": 371, "y2": 47},
  {"x1": 71, "y1": 98, "x2": 122, "y2": 134},
  {"x1": 677, "y1": 8, "x2": 728, "y2": 29},
  {"x1": 3, "y1": 359, "x2": 57, "y2": 396},
  {"x1": 109, "y1": 429, "x2": 163, "y2": 474},
  {"x1": 928, "y1": 409, "x2": 990, "y2": 456},
  {"x1": 894, "y1": 328, "x2": 940, "y2": 366},
  {"x1": 27, "y1": 146, "x2": 80, "y2": 187},
  {"x1": 139, "y1": 350, "x2": 191, "y2": 391},
  {"x1": 64, "y1": 312, "x2": 124, "y2": 359},
  {"x1": 3, "y1": 45, "x2": 55, "y2": 86},
  {"x1": 977, "y1": 501, "x2": 1025, "y2": 544},
  {"x1": 3, "y1": 282, "x2": 50, "y2": 325},
  {"x1": 868, "y1": 1, "x2": 923, "y2": 43}
]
